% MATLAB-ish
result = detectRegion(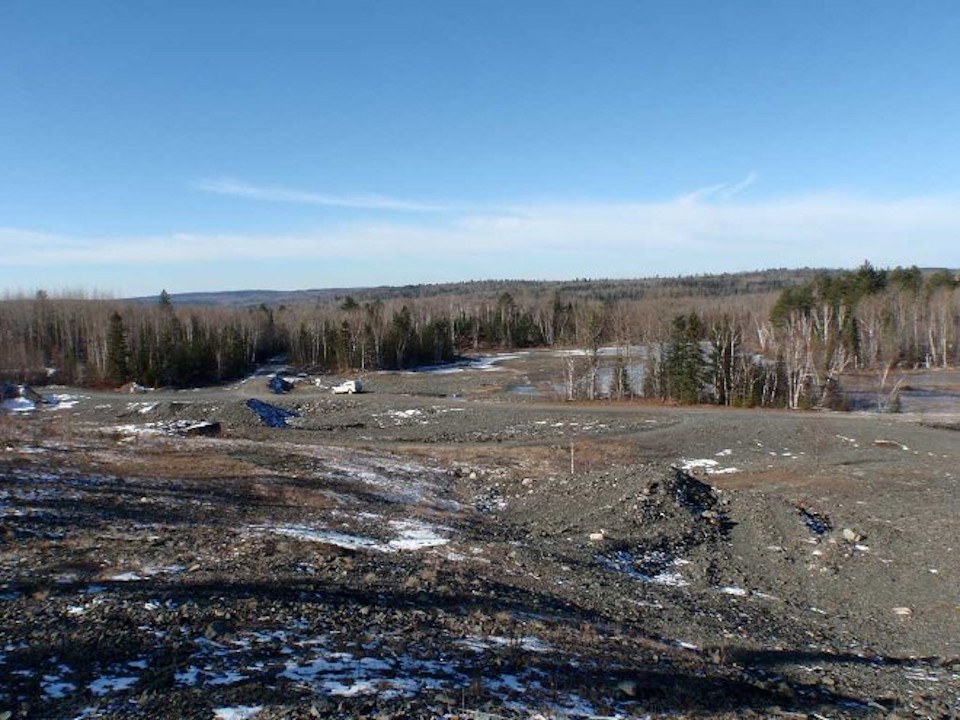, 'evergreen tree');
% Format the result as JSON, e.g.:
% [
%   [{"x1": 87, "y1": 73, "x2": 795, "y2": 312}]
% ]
[
  {"x1": 106, "y1": 311, "x2": 130, "y2": 384},
  {"x1": 663, "y1": 313, "x2": 706, "y2": 404}
]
